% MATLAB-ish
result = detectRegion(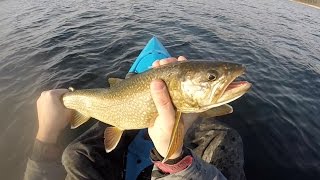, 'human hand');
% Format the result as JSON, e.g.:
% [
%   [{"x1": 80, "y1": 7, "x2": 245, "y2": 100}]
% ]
[
  {"x1": 36, "y1": 89, "x2": 73, "y2": 143},
  {"x1": 148, "y1": 57, "x2": 199, "y2": 159}
]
